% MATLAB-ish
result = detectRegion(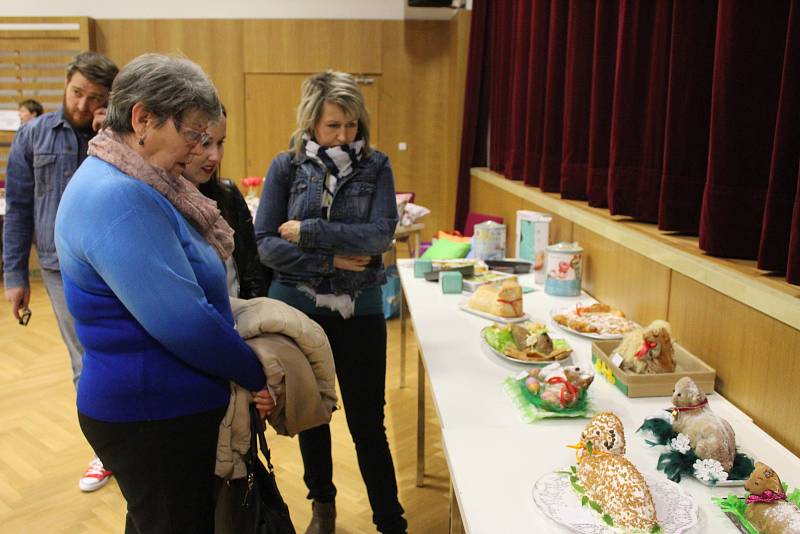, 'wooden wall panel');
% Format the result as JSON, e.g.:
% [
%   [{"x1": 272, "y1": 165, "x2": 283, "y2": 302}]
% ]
[
  {"x1": 244, "y1": 73, "x2": 379, "y2": 179},
  {"x1": 95, "y1": 20, "x2": 247, "y2": 183},
  {"x1": 243, "y1": 20, "x2": 382, "y2": 74},
  {"x1": 470, "y1": 175, "x2": 574, "y2": 253},
  {"x1": 574, "y1": 226, "x2": 671, "y2": 324},
  {"x1": 379, "y1": 20, "x2": 454, "y2": 240},
  {"x1": 668, "y1": 272, "x2": 800, "y2": 453}
]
